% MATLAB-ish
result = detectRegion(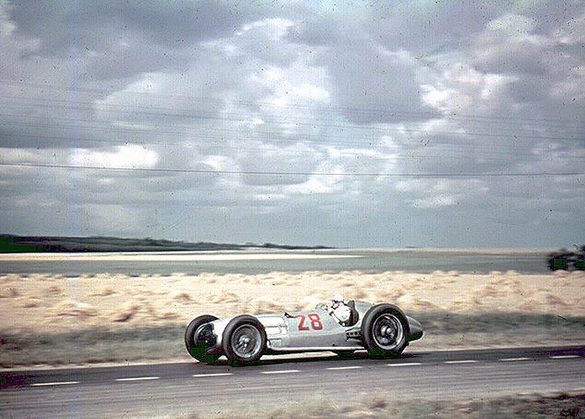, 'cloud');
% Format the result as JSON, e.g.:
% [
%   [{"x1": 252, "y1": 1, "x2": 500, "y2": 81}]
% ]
[
  {"x1": 0, "y1": 0, "x2": 15, "y2": 36},
  {"x1": 70, "y1": 145, "x2": 158, "y2": 168},
  {"x1": 313, "y1": 46, "x2": 432, "y2": 124},
  {"x1": 420, "y1": 66, "x2": 517, "y2": 116},
  {"x1": 9, "y1": 0, "x2": 246, "y2": 55},
  {"x1": 0, "y1": 1, "x2": 584, "y2": 247}
]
